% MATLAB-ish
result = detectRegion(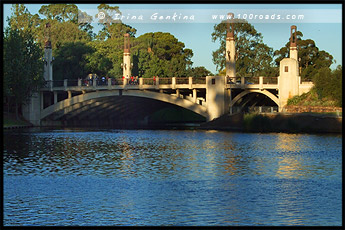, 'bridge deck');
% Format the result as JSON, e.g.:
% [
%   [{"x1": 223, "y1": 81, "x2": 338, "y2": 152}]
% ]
[{"x1": 41, "y1": 77, "x2": 280, "y2": 91}]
